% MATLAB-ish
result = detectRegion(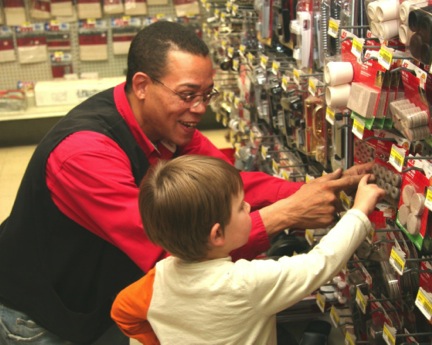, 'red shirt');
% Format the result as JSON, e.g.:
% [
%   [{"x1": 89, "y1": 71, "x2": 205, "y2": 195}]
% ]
[{"x1": 46, "y1": 83, "x2": 303, "y2": 272}]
